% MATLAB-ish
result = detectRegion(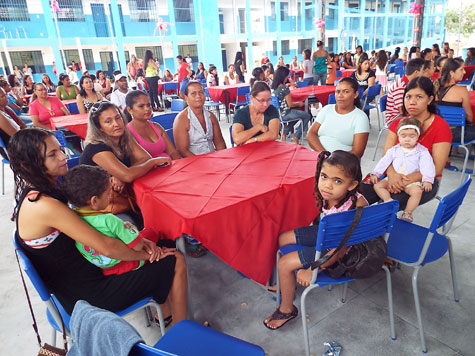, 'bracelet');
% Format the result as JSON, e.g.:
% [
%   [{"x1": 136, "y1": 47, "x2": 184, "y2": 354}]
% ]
[{"x1": 254, "y1": 137, "x2": 258, "y2": 142}]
